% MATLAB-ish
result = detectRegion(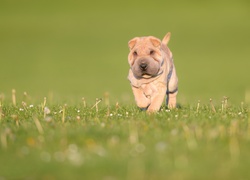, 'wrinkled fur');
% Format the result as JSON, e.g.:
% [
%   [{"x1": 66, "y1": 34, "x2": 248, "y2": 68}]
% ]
[{"x1": 128, "y1": 32, "x2": 178, "y2": 112}]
